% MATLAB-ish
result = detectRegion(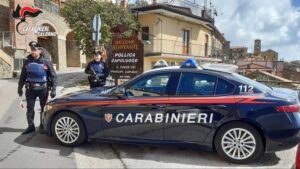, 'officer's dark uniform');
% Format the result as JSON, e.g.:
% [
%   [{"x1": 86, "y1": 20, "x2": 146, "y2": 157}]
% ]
[
  {"x1": 85, "y1": 50, "x2": 109, "y2": 88},
  {"x1": 18, "y1": 41, "x2": 57, "y2": 134}
]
